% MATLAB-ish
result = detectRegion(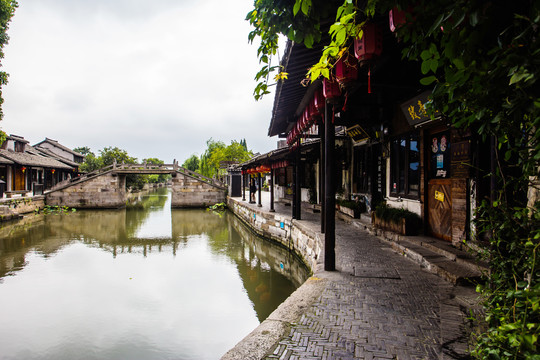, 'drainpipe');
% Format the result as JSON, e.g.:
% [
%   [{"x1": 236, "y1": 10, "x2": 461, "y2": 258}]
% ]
[{"x1": 324, "y1": 103, "x2": 336, "y2": 271}]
